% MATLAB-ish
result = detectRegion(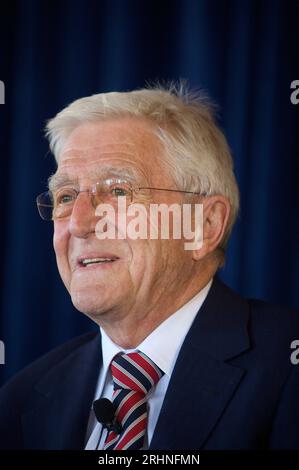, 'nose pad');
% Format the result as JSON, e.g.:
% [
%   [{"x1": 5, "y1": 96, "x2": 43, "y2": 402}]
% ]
[
  {"x1": 90, "y1": 191, "x2": 107, "y2": 209},
  {"x1": 68, "y1": 192, "x2": 97, "y2": 238}
]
